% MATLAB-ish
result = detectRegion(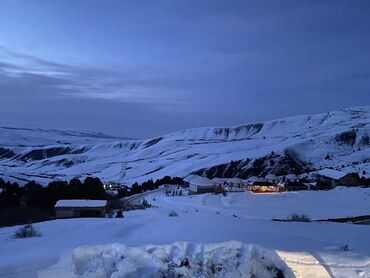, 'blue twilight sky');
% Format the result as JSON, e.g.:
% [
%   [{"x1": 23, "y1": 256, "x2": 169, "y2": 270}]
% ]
[{"x1": 0, "y1": 0, "x2": 369, "y2": 138}]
